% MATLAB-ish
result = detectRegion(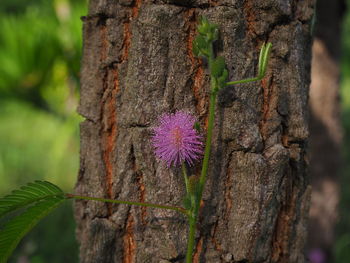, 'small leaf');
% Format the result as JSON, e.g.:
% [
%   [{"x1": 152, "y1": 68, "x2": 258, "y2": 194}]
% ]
[
  {"x1": 182, "y1": 195, "x2": 192, "y2": 210},
  {"x1": 211, "y1": 56, "x2": 226, "y2": 78},
  {"x1": 193, "y1": 35, "x2": 210, "y2": 57},
  {"x1": 212, "y1": 28, "x2": 219, "y2": 41},
  {"x1": 209, "y1": 23, "x2": 218, "y2": 32},
  {"x1": 194, "y1": 35, "x2": 208, "y2": 51},
  {"x1": 199, "y1": 16, "x2": 209, "y2": 29},
  {"x1": 218, "y1": 69, "x2": 228, "y2": 88},
  {"x1": 258, "y1": 42, "x2": 272, "y2": 78},
  {"x1": 260, "y1": 42, "x2": 272, "y2": 77},
  {"x1": 258, "y1": 43, "x2": 266, "y2": 77},
  {"x1": 208, "y1": 24, "x2": 219, "y2": 41},
  {"x1": 0, "y1": 181, "x2": 64, "y2": 219},
  {"x1": 192, "y1": 41, "x2": 200, "y2": 57},
  {"x1": 0, "y1": 196, "x2": 65, "y2": 263},
  {"x1": 197, "y1": 23, "x2": 208, "y2": 35}
]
